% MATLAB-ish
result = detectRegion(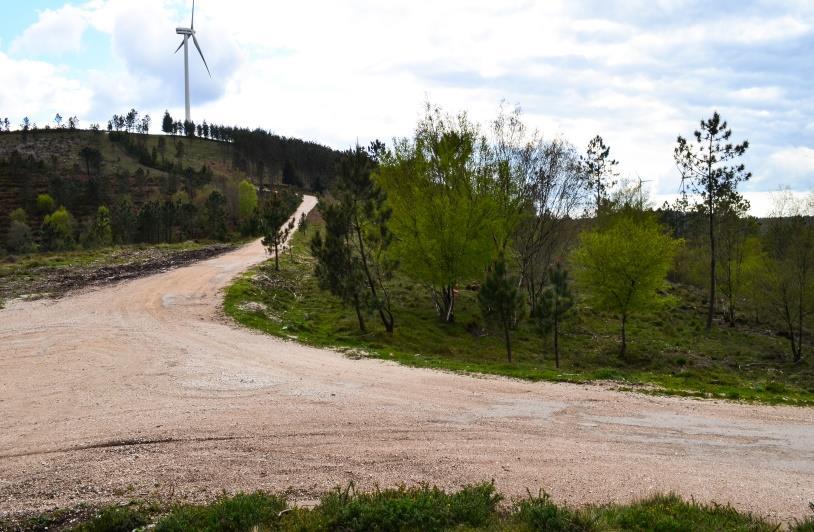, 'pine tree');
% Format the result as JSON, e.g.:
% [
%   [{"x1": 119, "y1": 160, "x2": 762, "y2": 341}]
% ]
[
  {"x1": 479, "y1": 253, "x2": 525, "y2": 362},
  {"x1": 532, "y1": 262, "x2": 575, "y2": 368},
  {"x1": 674, "y1": 112, "x2": 750, "y2": 330},
  {"x1": 581, "y1": 135, "x2": 618, "y2": 214},
  {"x1": 310, "y1": 203, "x2": 369, "y2": 332},
  {"x1": 333, "y1": 145, "x2": 395, "y2": 333},
  {"x1": 261, "y1": 192, "x2": 293, "y2": 270}
]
